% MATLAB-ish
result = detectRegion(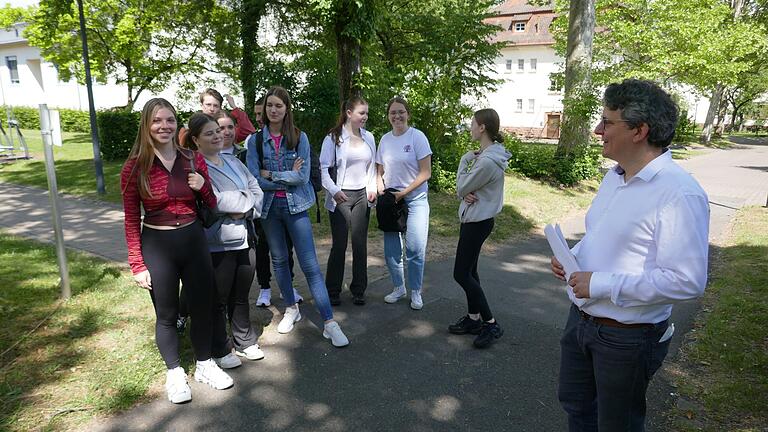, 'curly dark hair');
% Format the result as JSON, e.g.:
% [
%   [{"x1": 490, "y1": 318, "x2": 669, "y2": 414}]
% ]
[{"x1": 603, "y1": 79, "x2": 679, "y2": 148}]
